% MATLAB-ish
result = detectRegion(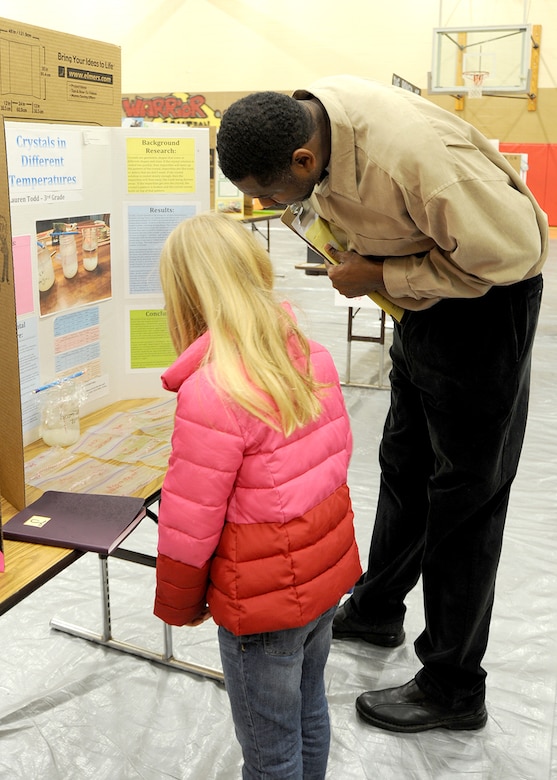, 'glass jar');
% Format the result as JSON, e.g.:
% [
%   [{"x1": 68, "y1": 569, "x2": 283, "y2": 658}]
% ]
[
  {"x1": 38, "y1": 381, "x2": 85, "y2": 447},
  {"x1": 37, "y1": 245, "x2": 55, "y2": 292},
  {"x1": 59, "y1": 233, "x2": 78, "y2": 279},
  {"x1": 81, "y1": 226, "x2": 98, "y2": 271}
]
